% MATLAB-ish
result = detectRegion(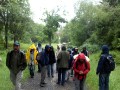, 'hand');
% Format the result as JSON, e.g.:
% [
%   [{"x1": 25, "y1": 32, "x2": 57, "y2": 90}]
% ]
[{"x1": 79, "y1": 71, "x2": 83, "y2": 75}]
